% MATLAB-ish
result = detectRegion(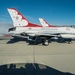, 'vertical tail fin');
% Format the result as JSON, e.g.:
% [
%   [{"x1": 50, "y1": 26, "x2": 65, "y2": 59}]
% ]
[
  {"x1": 7, "y1": 8, "x2": 29, "y2": 27},
  {"x1": 39, "y1": 18, "x2": 55, "y2": 27}
]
